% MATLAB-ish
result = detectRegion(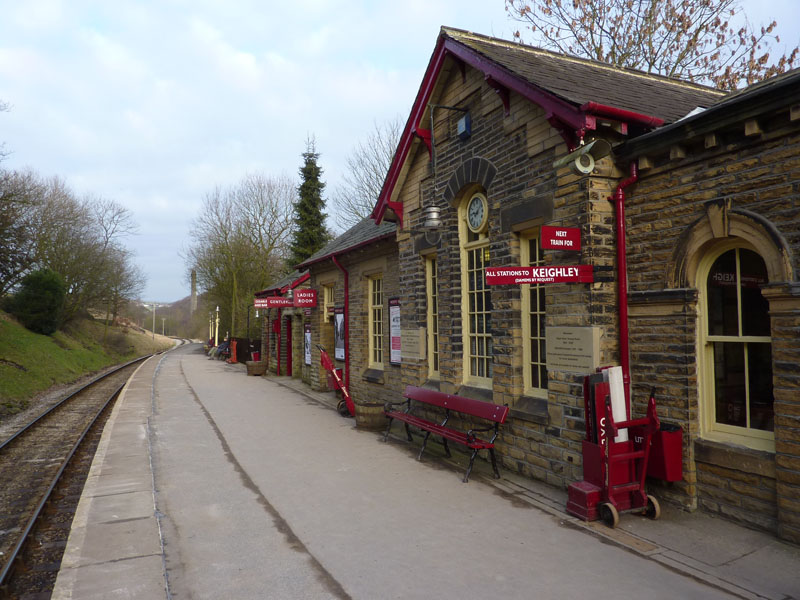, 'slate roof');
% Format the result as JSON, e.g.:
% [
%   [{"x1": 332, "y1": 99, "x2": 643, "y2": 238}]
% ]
[
  {"x1": 255, "y1": 269, "x2": 308, "y2": 297},
  {"x1": 445, "y1": 27, "x2": 725, "y2": 124},
  {"x1": 617, "y1": 66, "x2": 800, "y2": 158},
  {"x1": 296, "y1": 217, "x2": 397, "y2": 269}
]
